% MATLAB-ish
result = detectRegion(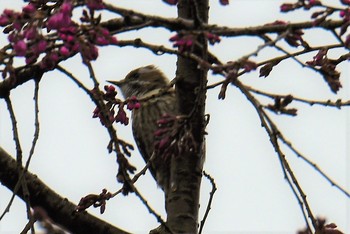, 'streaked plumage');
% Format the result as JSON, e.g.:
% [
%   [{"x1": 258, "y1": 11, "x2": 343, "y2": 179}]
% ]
[{"x1": 108, "y1": 65, "x2": 177, "y2": 191}]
